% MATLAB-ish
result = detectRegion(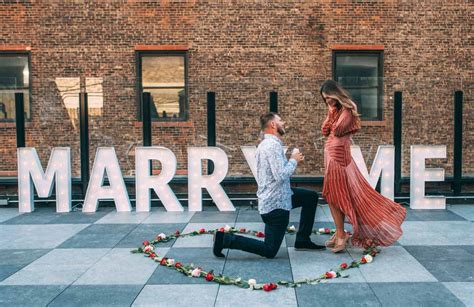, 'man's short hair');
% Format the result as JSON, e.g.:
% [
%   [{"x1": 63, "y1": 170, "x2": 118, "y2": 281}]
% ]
[{"x1": 260, "y1": 112, "x2": 279, "y2": 130}]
